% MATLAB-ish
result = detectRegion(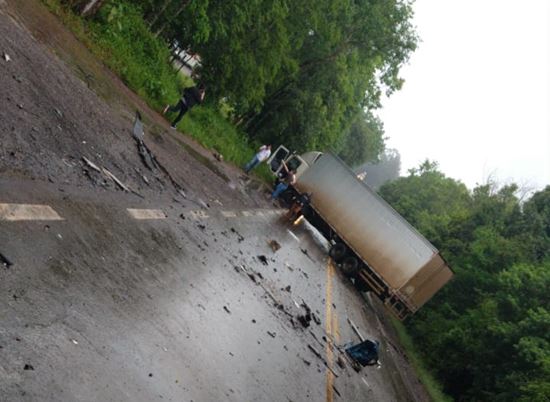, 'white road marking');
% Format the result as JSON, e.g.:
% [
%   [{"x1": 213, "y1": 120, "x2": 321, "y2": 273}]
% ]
[
  {"x1": 190, "y1": 210, "x2": 209, "y2": 219},
  {"x1": 127, "y1": 208, "x2": 166, "y2": 220},
  {"x1": 0, "y1": 203, "x2": 63, "y2": 221},
  {"x1": 221, "y1": 211, "x2": 238, "y2": 218}
]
